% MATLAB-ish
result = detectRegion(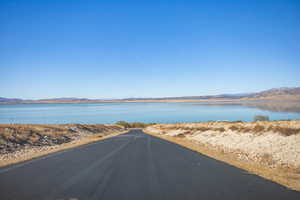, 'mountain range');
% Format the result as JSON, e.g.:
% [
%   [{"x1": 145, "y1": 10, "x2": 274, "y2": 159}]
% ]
[{"x1": 1, "y1": 87, "x2": 300, "y2": 104}]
